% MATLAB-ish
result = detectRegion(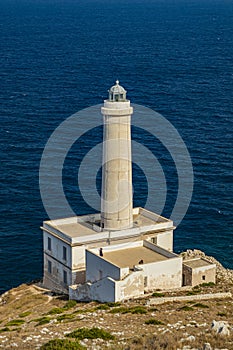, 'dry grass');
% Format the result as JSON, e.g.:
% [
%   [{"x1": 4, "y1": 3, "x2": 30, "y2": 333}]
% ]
[{"x1": 0, "y1": 283, "x2": 233, "y2": 349}]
